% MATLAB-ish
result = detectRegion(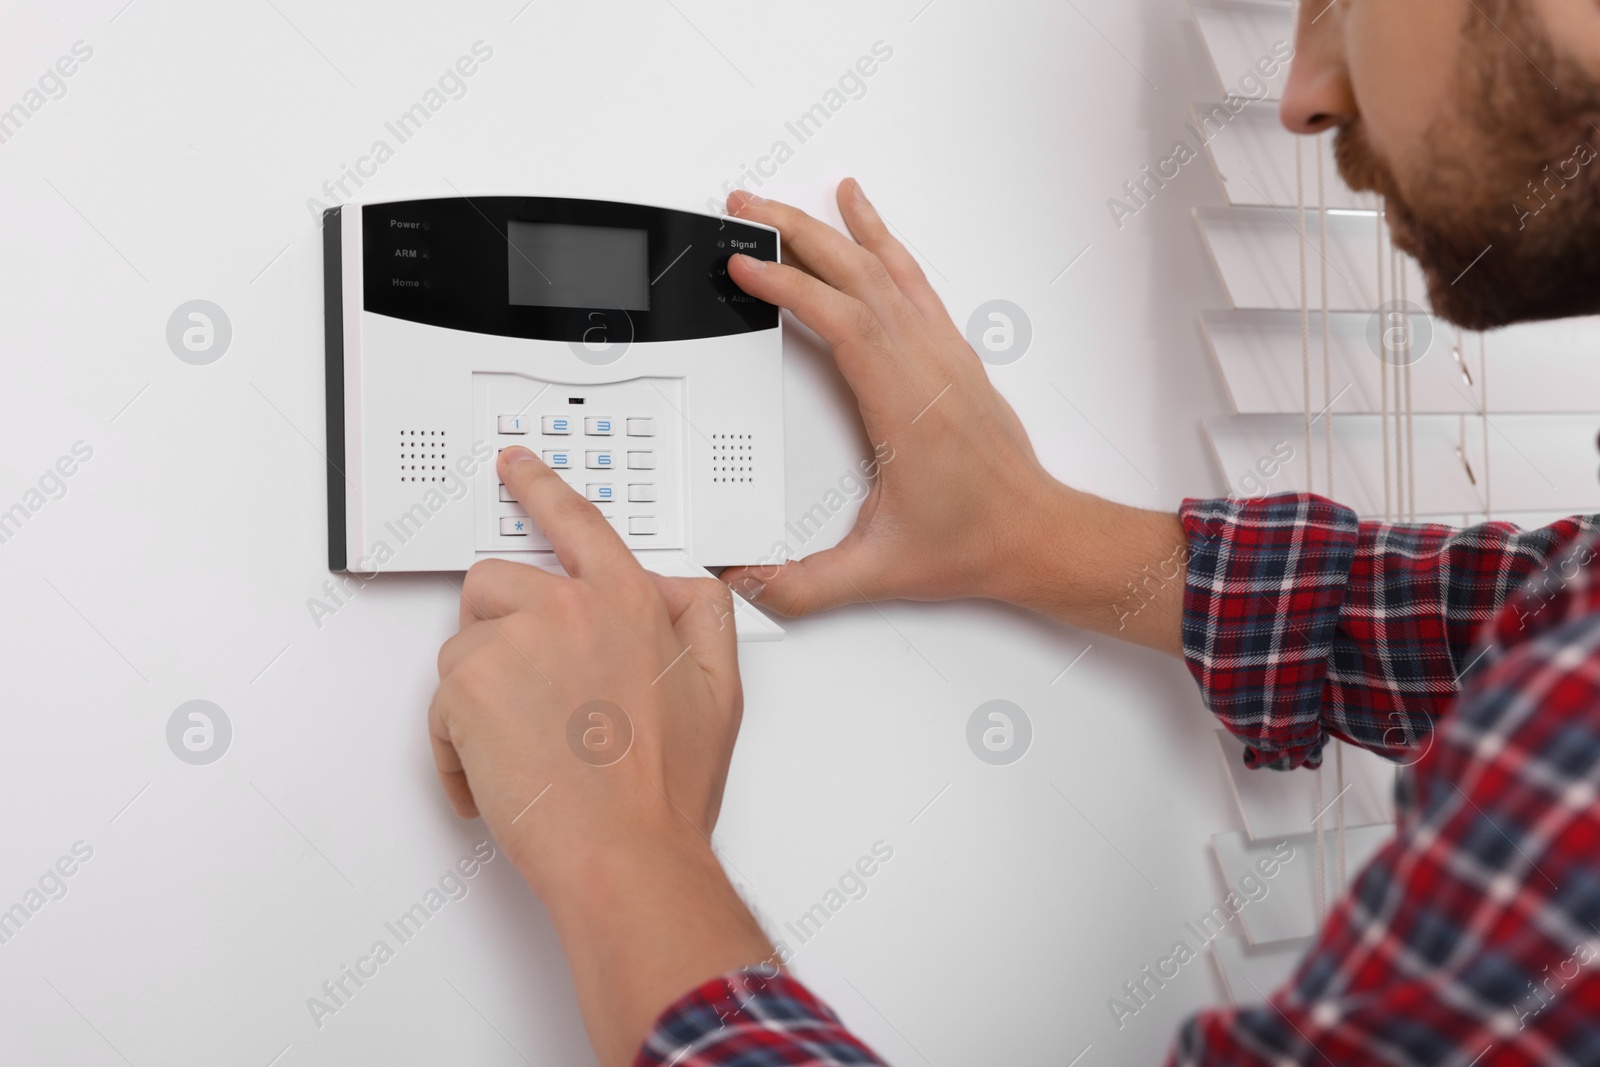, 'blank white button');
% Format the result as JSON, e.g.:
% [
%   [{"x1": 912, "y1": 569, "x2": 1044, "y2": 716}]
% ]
[
  {"x1": 542, "y1": 416, "x2": 573, "y2": 435},
  {"x1": 586, "y1": 451, "x2": 615, "y2": 469},
  {"x1": 498, "y1": 415, "x2": 530, "y2": 434},
  {"x1": 626, "y1": 452, "x2": 655, "y2": 470},
  {"x1": 584, "y1": 417, "x2": 615, "y2": 436},
  {"x1": 627, "y1": 484, "x2": 656, "y2": 503},
  {"x1": 628, "y1": 516, "x2": 658, "y2": 536},
  {"x1": 542, "y1": 451, "x2": 572, "y2": 469},
  {"x1": 498, "y1": 484, "x2": 517, "y2": 502},
  {"x1": 626, "y1": 418, "x2": 656, "y2": 437},
  {"x1": 586, "y1": 483, "x2": 615, "y2": 502},
  {"x1": 499, "y1": 516, "x2": 532, "y2": 536}
]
